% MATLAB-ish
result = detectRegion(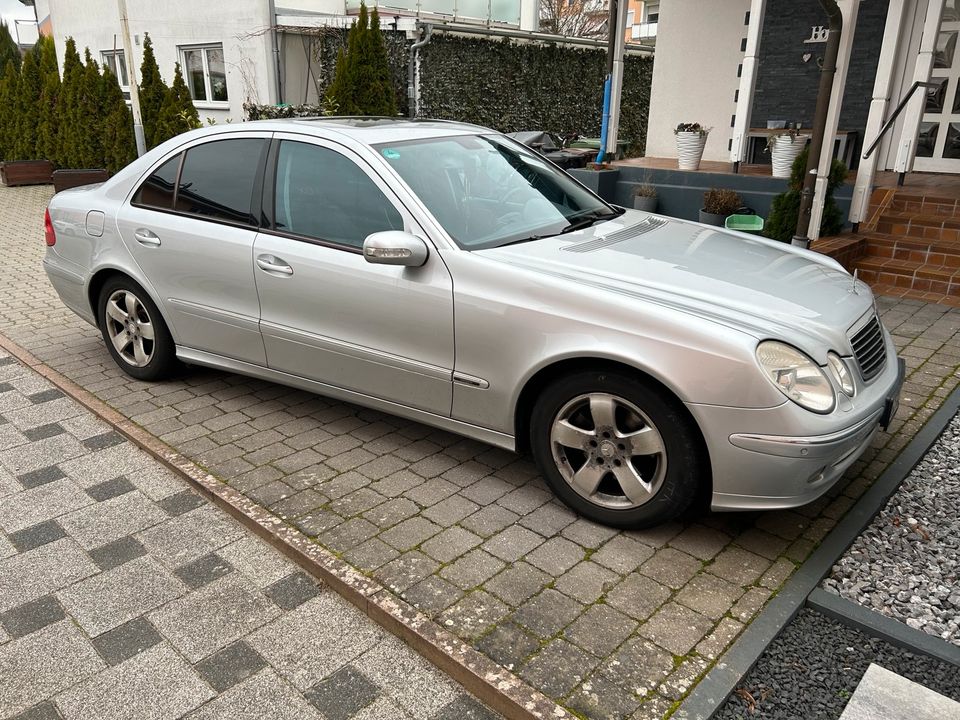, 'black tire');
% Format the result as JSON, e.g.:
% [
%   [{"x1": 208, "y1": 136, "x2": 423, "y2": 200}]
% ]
[
  {"x1": 529, "y1": 369, "x2": 705, "y2": 529},
  {"x1": 97, "y1": 276, "x2": 178, "y2": 381}
]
